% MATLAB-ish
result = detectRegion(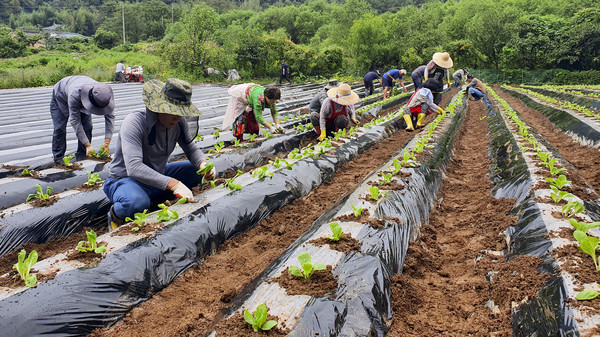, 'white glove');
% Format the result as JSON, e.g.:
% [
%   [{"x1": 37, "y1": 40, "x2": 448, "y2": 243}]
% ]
[
  {"x1": 266, "y1": 124, "x2": 276, "y2": 133},
  {"x1": 170, "y1": 181, "x2": 194, "y2": 200},
  {"x1": 86, "y1": 145, "x2": 95, "y2": 157},
  {"x1": 199, "y1": 161, "x2": 216, "y2": 180}
]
